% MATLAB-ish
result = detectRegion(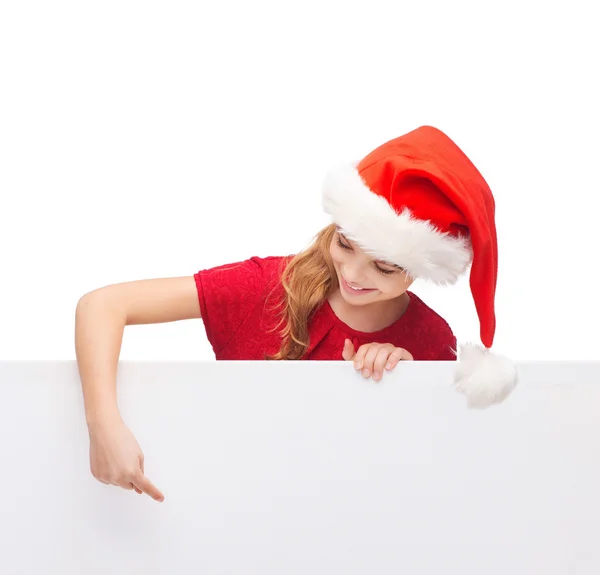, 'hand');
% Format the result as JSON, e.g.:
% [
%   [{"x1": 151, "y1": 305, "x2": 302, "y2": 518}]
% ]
[
  {"x1": 88, "y1": 415, "x2": 165, "y2": 502},
  {"x1": 342, "y1": 339, "x2": 413, "y2": 382}
]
